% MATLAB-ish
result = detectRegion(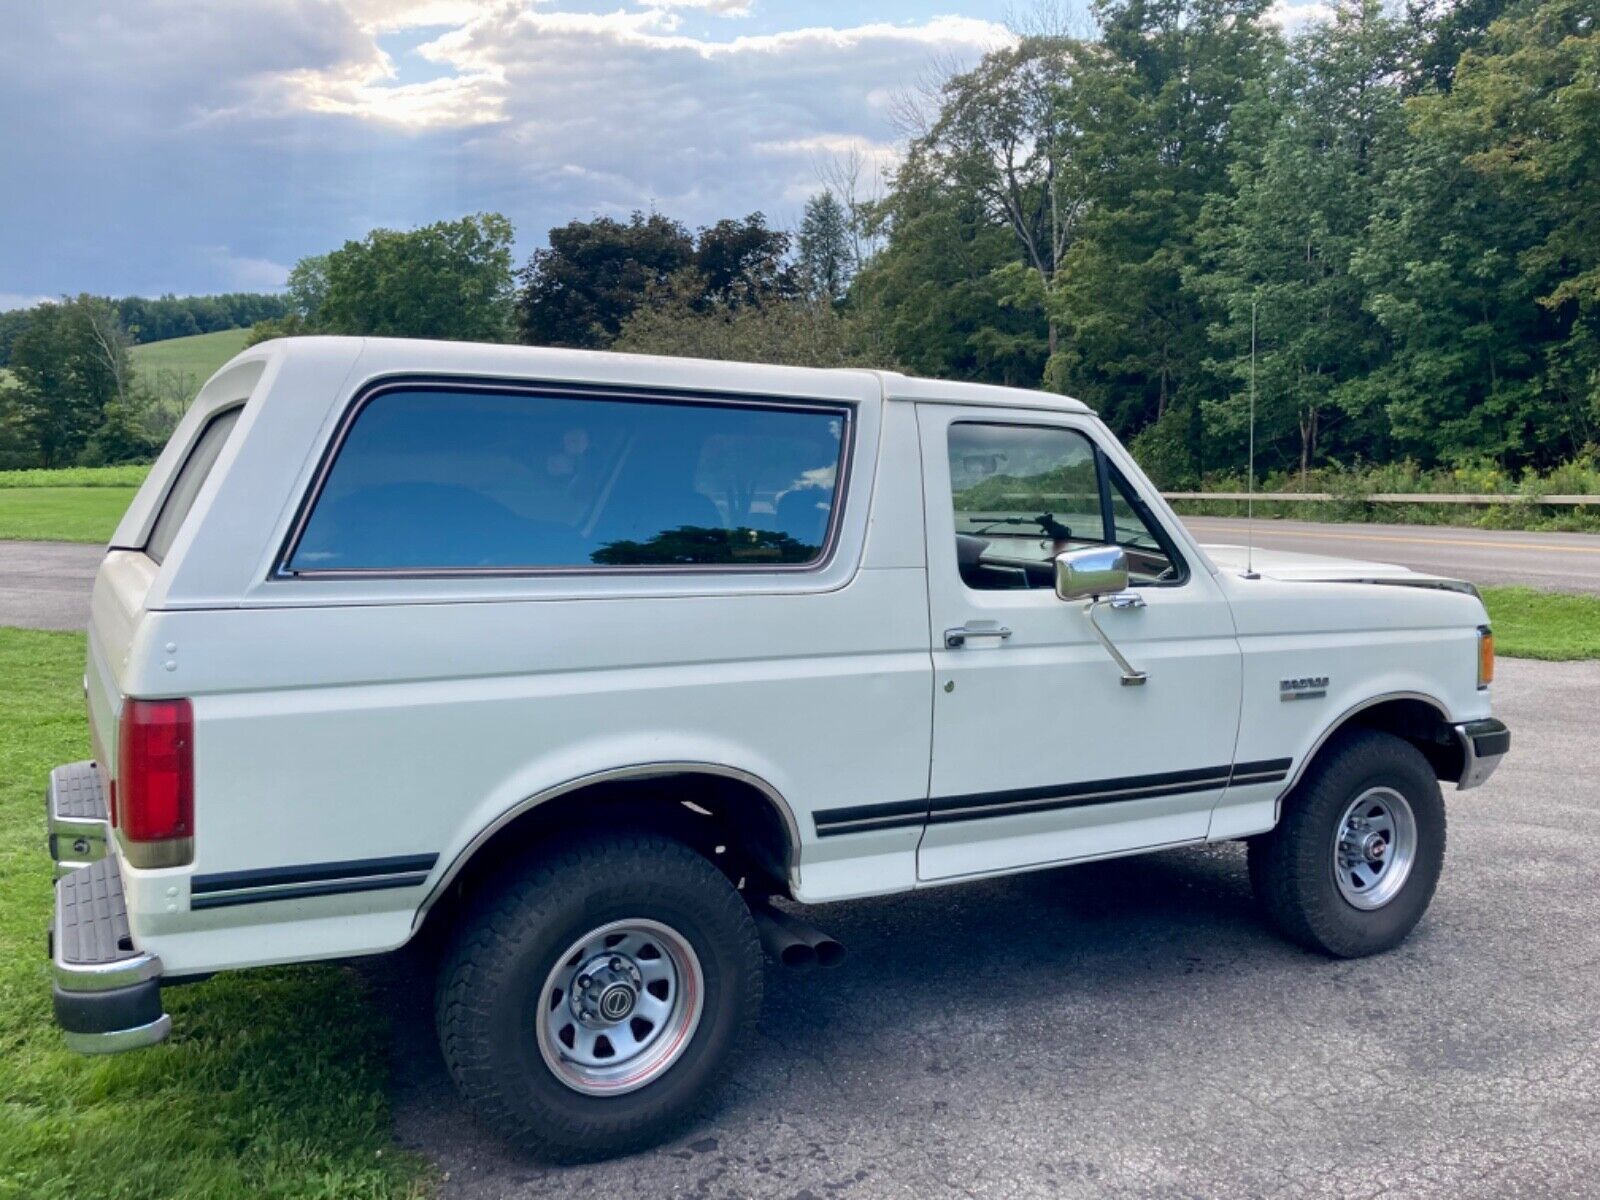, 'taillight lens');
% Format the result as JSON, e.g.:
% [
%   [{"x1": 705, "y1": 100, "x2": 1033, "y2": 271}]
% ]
[
  {"x1": 117, "y1": 698, "x2": 194, "y2": 867},
  {"x1": 1478, "y1": 626, "x2": 1495, "y2": 689}
]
